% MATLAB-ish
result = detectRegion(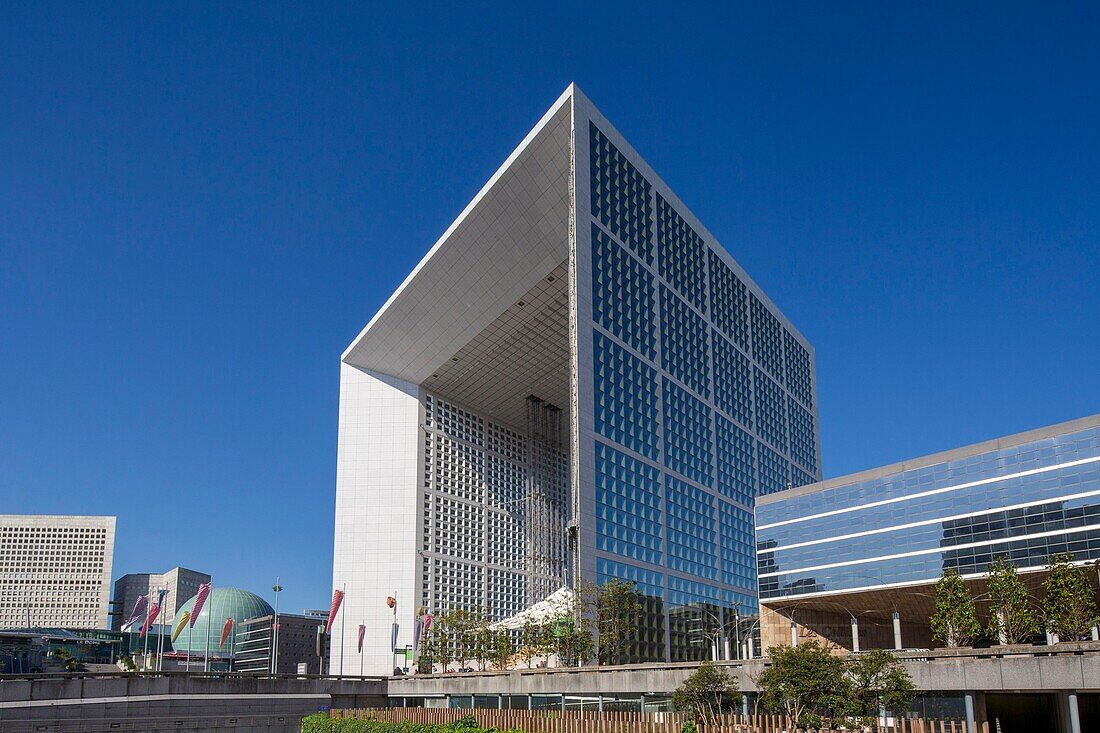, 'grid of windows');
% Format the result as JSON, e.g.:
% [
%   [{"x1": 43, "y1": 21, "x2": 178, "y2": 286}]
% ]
[
  {"x1": 595, "y1": 441, "x2": 663, "y2": 565},
  {"x1": 0, "y1": 519, "x2": 113, "y2": 628},
  {"x1": 422, "y1": 395, "x2": 567, "y2": 619},
  {"x1": 590, "y1": 122, "x2": 652, "y2": 262},
  {"x1": 665, "y1": 477, "x2": 717, "y2": 580},
  {"x1": 753, "y1": 367, "x2": 788, "y2": 454},
  {"x1": 662, "y1": 380, "x2": 713, "y2": 486},
  {"x1": 712, "y1": 329, "x2": 752, "y2": 428},
  {"x1": 784, "y1": 330, "x2": 814, "y2": 408},
  {"x1": 593, "y1": 331, "x2": 661, "y2": 460},
  {"x1": 715, "y1": 414, "x2": 756, "y2": 507},
  {"x1": 592, "y1": 223, "x2": 656, "y2": 360},
  {"x1": 718, "y1": 501, "x2": 756, "y2": 590},
  {"x1": 660, "y1": 285, "x2": 710, "y2": 399},
  {"x1": 758, "y1": 443, "x2": 791, "y2": 497},
  {"x1": 787, "y1": 395, "x2": 817, "y2": 473},
  {"x1": 656, "y1": 194, "x2": 708, "y2": 313},
  {"x1": 708, "y1": 251, "x2": 749, "y2": 353},
  {"x1": 750, "y1": 293, "x2": 785, "y2": 383}
]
